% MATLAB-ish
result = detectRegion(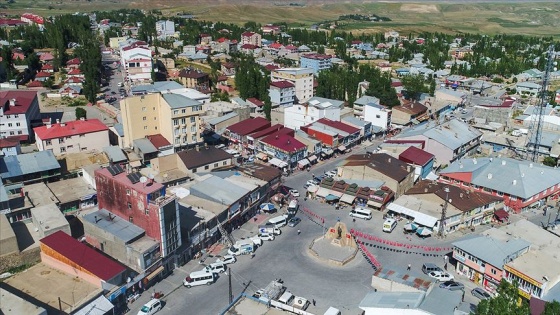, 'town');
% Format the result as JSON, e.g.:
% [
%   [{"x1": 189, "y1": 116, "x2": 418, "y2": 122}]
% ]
[{"x1": 0, "y1": 7, "x2": 559, "y2": 315}]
